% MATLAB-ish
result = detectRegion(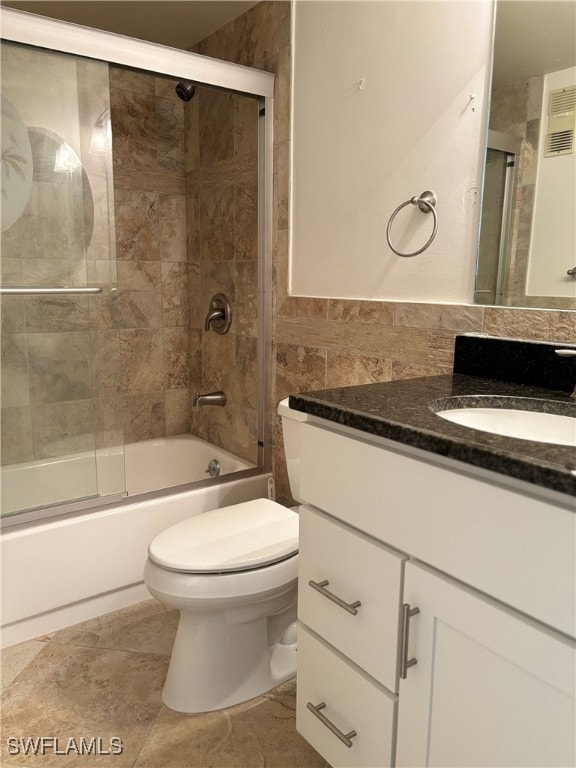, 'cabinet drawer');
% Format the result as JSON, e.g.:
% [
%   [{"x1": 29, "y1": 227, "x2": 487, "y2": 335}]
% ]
[
  {"x1": 299, "y1": 422, "x2": 576, "y2": 638},
  {"x1": 299, "y1": 505, "x2": 405, "y2": 691},
  {"x1": 297, "y1": 625, "x2": 397, "y2": 768}
]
